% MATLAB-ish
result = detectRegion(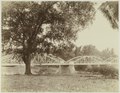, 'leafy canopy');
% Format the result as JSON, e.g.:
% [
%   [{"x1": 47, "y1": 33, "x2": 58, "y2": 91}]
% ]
[
  {"x1": 2, "y1": 1, "x2": 95, "y2": 56},
  {"x1": 100, "y1": 1, "x2": 118, "y2": 29}
]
